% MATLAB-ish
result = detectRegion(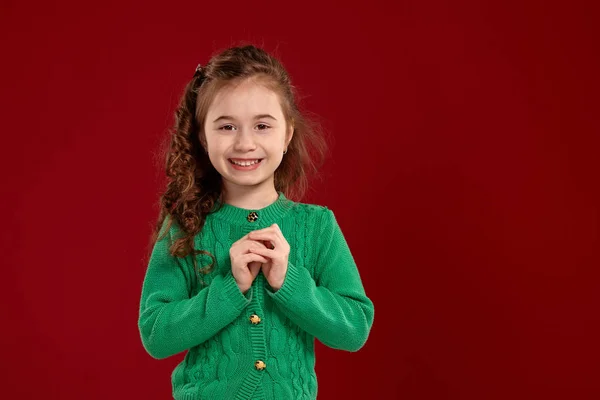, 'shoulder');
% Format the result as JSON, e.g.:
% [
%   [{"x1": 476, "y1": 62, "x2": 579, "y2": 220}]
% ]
[
  {"x1": 286, "y1": 200, "x2": 336, "y2": 227},
  {"x1": 288, "y1": 199, "x2": 330, "y2": 216}
]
